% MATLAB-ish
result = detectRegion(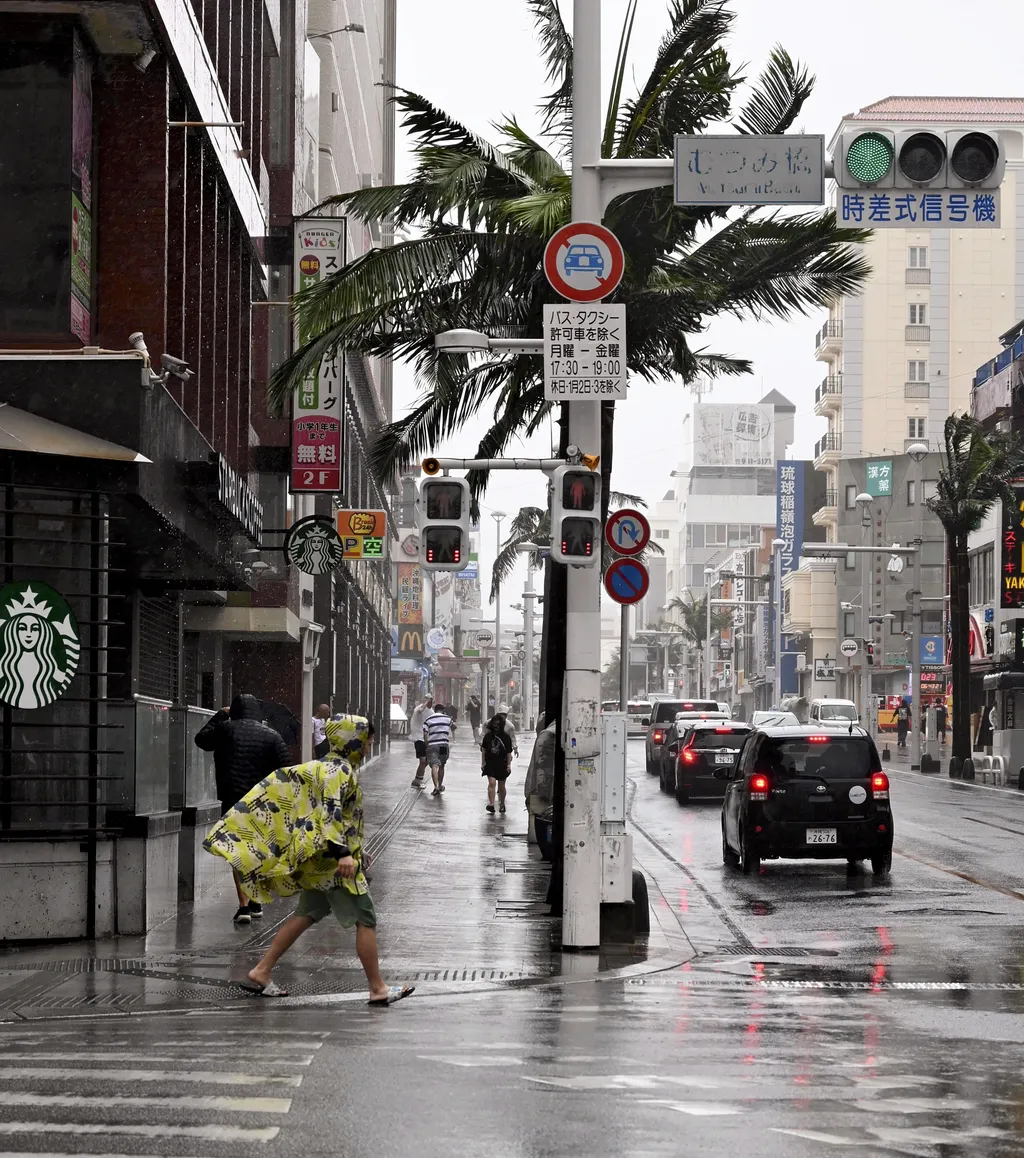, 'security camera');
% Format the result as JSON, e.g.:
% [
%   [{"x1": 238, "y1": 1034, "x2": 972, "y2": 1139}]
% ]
[
  {"x1": 160, "y1": 352, "x2": 194, "y2": 382},
  {"x1": 128, "y1": 331, "x2": 150, "y2": 357},
  {"x1": 840, "y1": 601, "x2": 852, "y2": 610},
  {"x1": 134, "y1": 47, "x2": 158, "y2": 73}
]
